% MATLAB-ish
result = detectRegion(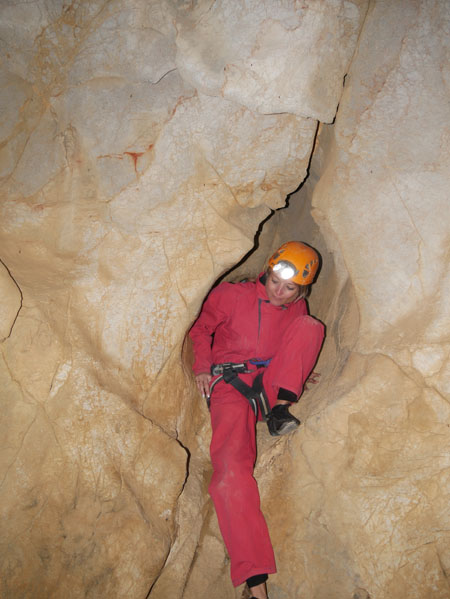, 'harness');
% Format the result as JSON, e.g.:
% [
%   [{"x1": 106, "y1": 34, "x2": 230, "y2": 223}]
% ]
[{"x1": 208, "y1": 359, "x2": 272, "y2": 420}]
